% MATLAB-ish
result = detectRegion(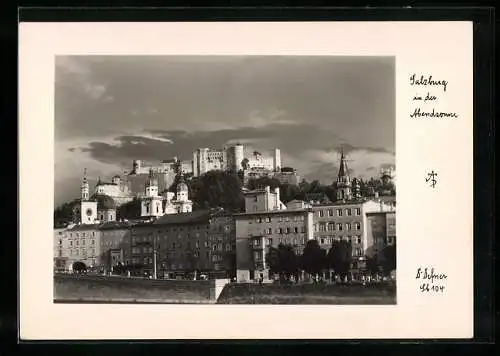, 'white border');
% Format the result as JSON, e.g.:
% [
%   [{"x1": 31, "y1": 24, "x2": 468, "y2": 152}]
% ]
[{"x1": 19, "y1": 21, "x2": 473, "y2": 339}]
